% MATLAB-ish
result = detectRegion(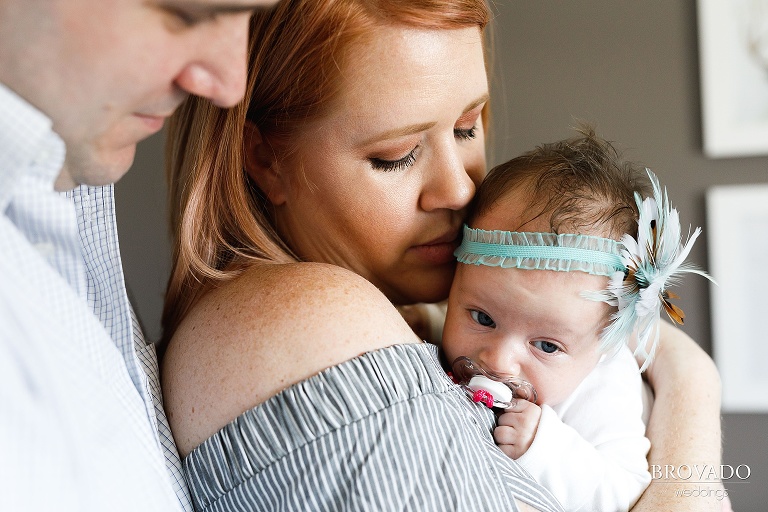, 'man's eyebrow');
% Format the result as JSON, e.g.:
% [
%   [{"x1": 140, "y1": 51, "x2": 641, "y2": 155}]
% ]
[{"x1": 159, "y1": 1, "x2": 273, "y2": 15}]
